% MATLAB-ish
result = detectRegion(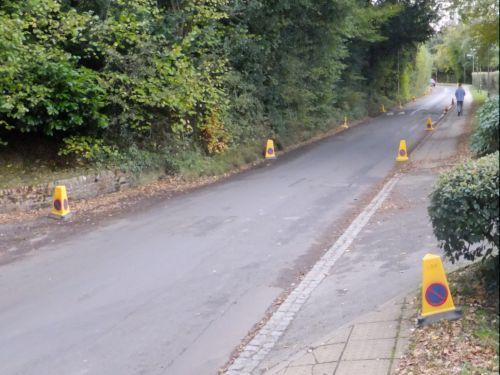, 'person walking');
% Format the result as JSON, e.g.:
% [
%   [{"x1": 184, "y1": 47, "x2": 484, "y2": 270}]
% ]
[{"x1": 455, "y1": 83, "x2": 466, "y2": 116}]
